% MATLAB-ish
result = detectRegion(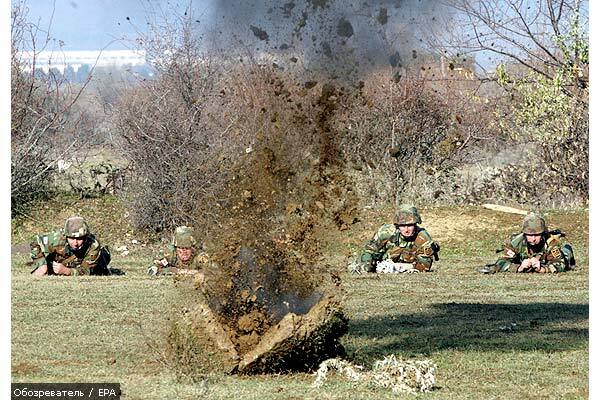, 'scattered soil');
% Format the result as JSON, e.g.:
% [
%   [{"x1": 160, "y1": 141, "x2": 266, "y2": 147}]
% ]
[
  {"x1": 12, "y1": 362, "x2": 40, "y2": 376},
  {"x1": 184, "y1": 83, "x2": 355, "y2": 371}
]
